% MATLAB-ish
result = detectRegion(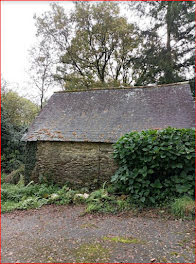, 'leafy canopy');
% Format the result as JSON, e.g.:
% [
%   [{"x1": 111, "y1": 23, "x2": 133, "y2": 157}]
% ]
[
  {"x1": 129, "y1": 1, "x2": 195, "y2": 85},
  {"x1": 34, "y1": 2, "x2": 139, "y2": 89}
]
